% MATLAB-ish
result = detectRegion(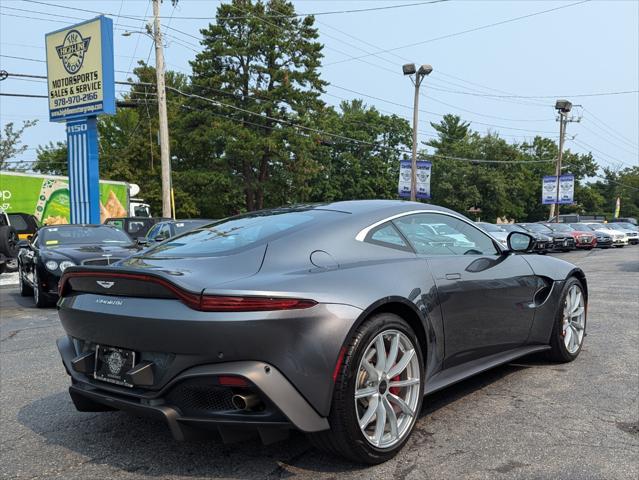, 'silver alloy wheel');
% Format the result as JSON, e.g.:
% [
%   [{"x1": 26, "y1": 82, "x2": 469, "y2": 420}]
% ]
[
  {"x1": 354, "y1": 329, "x2": 421, "y2": 449},
  {"x1": 562, "y1": 284, "x2": 586, "y2": 354}
]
